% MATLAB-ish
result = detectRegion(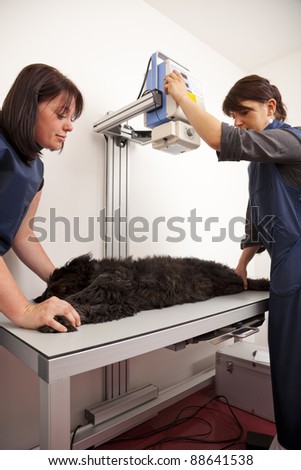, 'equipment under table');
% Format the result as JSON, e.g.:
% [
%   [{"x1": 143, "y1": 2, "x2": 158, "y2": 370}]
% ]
[{"x1": 0, "y1": 291, "x2": 269, "y2": 449}]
